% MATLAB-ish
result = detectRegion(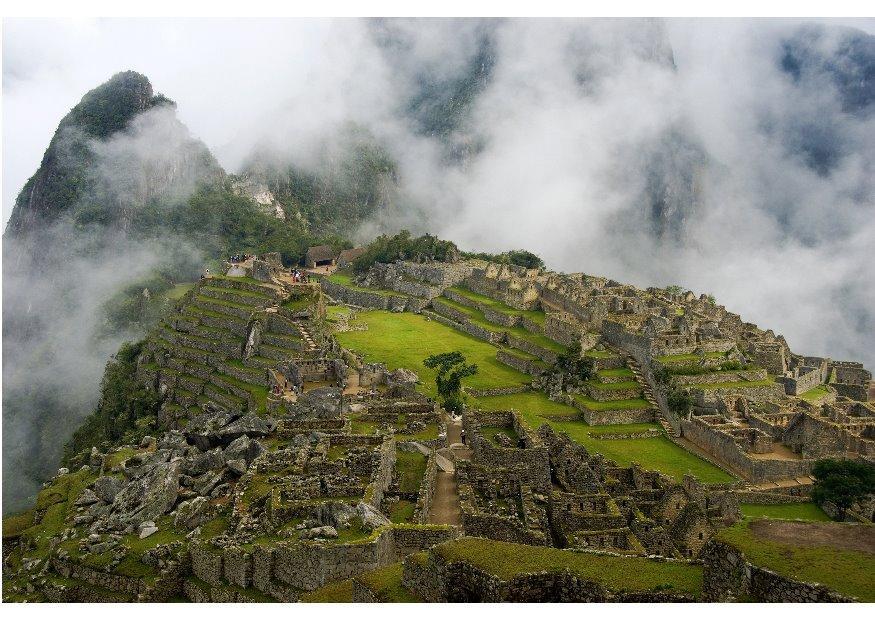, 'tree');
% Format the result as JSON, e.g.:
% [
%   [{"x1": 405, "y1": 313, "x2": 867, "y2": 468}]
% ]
[
  {"x1": 667, "y1": 388, "x2": 693, "y2": 417},
  {"x1": 556, "y1": 342, "x2": 594, "y2": 381},
  {"x1": 811, "y1": 459, "x2": 875, "y2": 519},
  {"x1": 423, "y1": 351, "x2": 478, "y2": 414}
]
